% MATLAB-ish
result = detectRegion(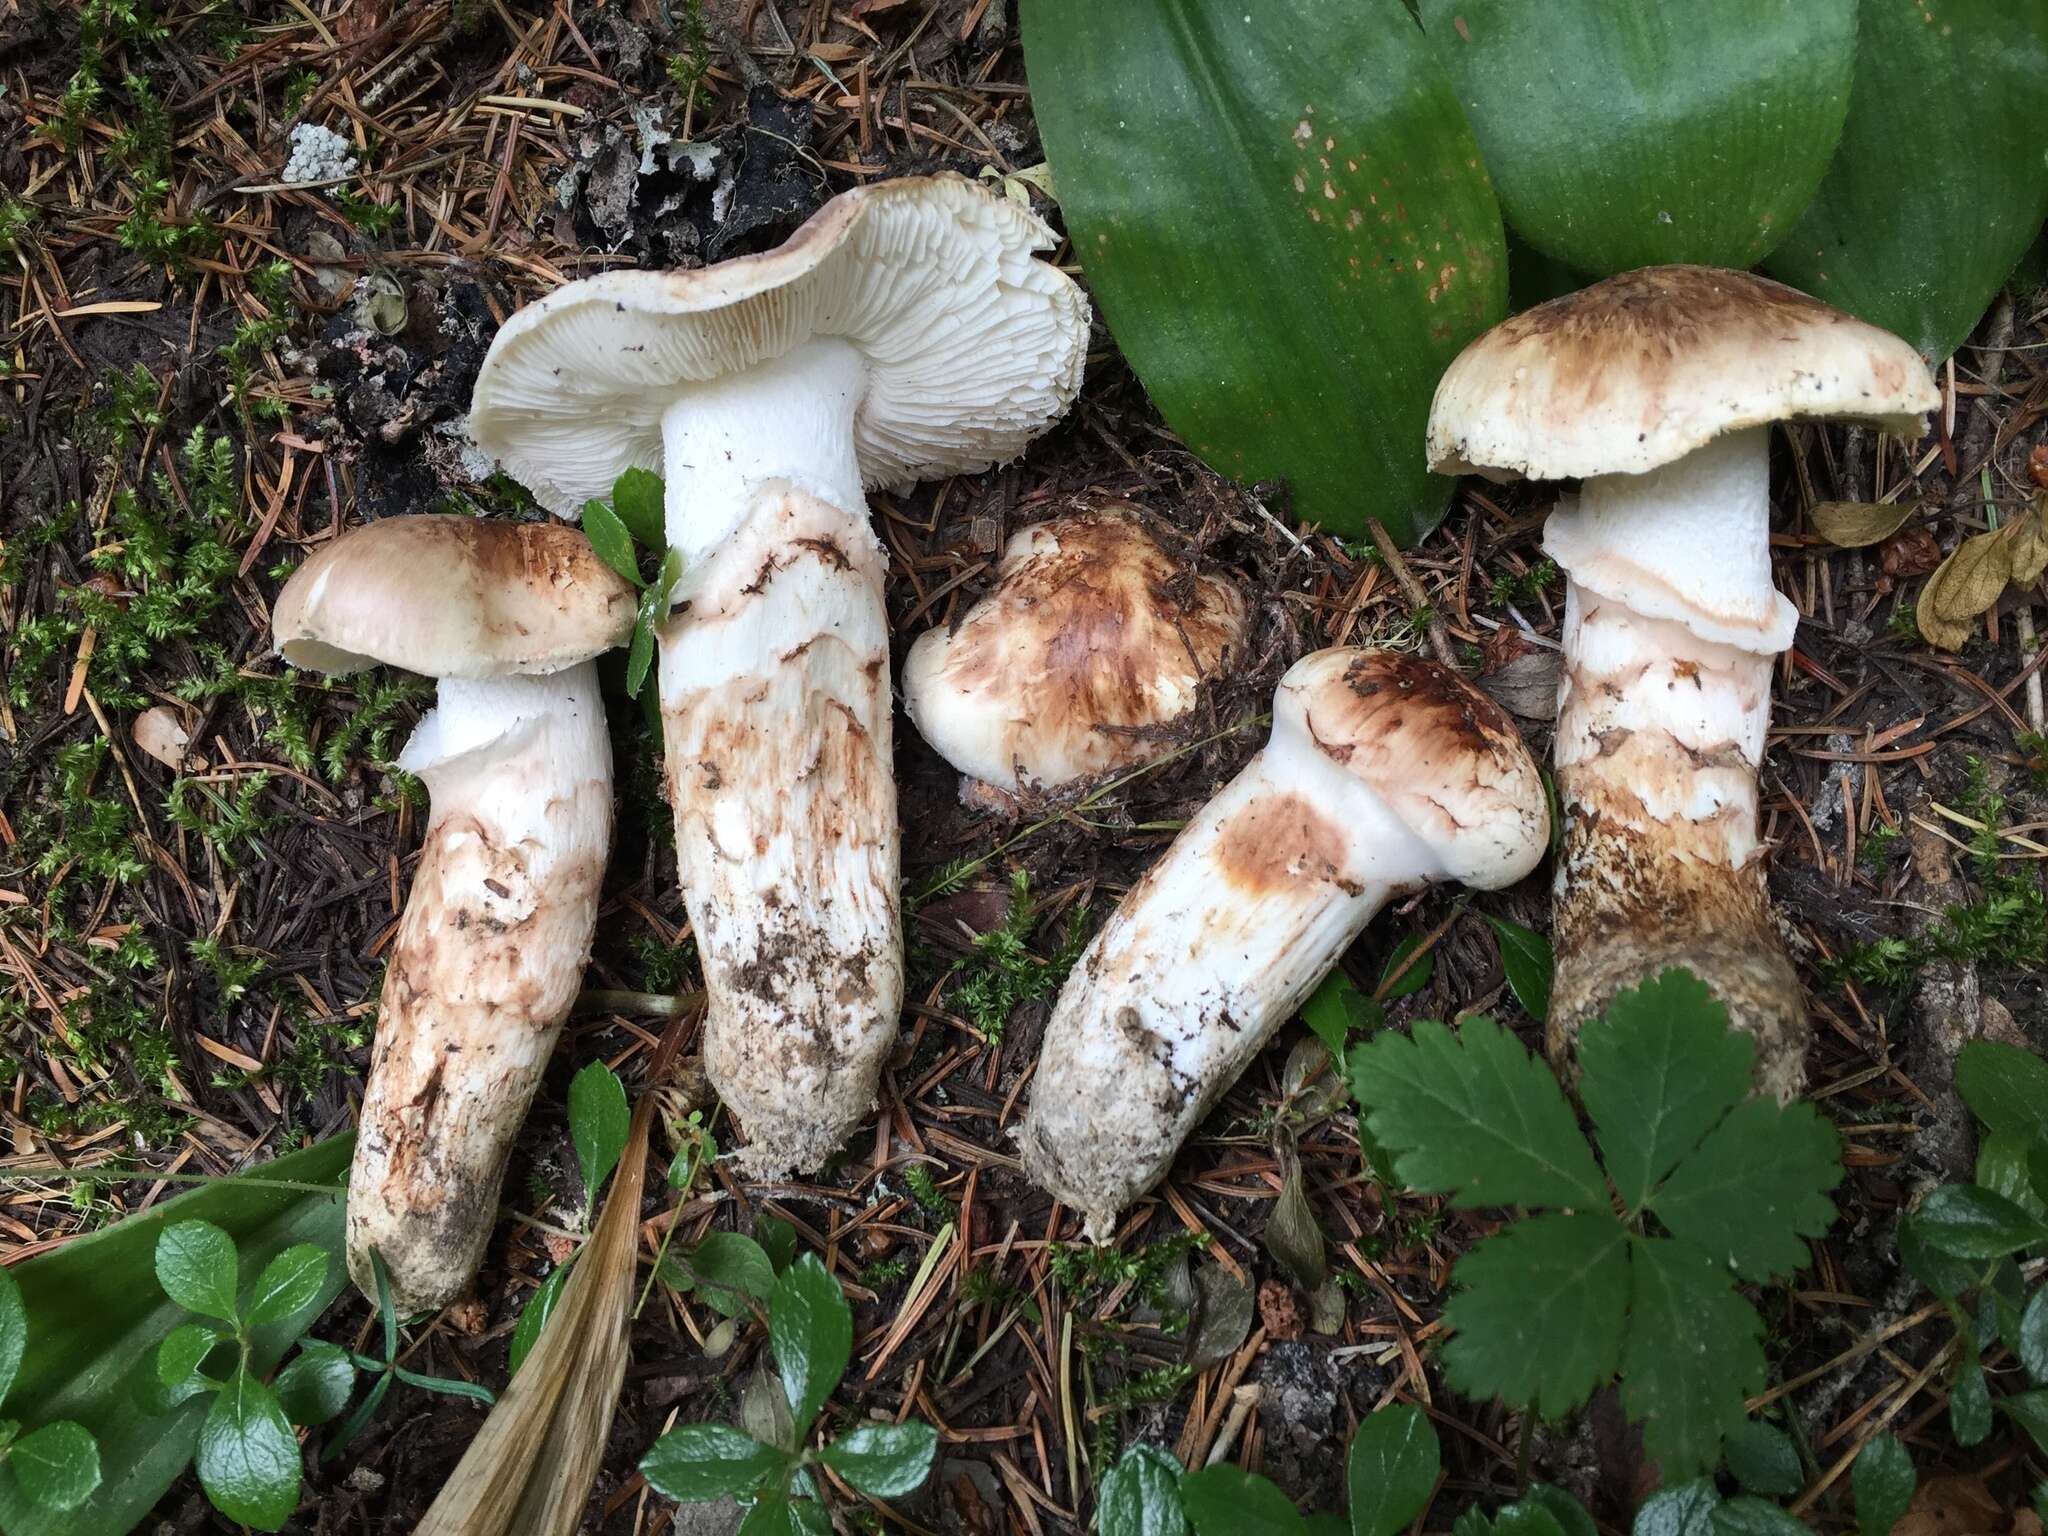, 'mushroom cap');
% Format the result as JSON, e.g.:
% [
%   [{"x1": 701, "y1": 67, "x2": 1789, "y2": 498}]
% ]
[
  {"x1": 468, "y1": 174, "x2": 1090, "y2": 517},
  {"x1": 273, "y1": 515, "x2": 636, "y2": 679},
  {"x1": 1272, "y1": 647, "x2": 1547, "y2": 890},
  {"x1": 1426, "y1": 265, "x2": 1939, "y2": 482},
  {"x1": 902, "y1": 506, "x2": 1249, "y2": 792}
]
